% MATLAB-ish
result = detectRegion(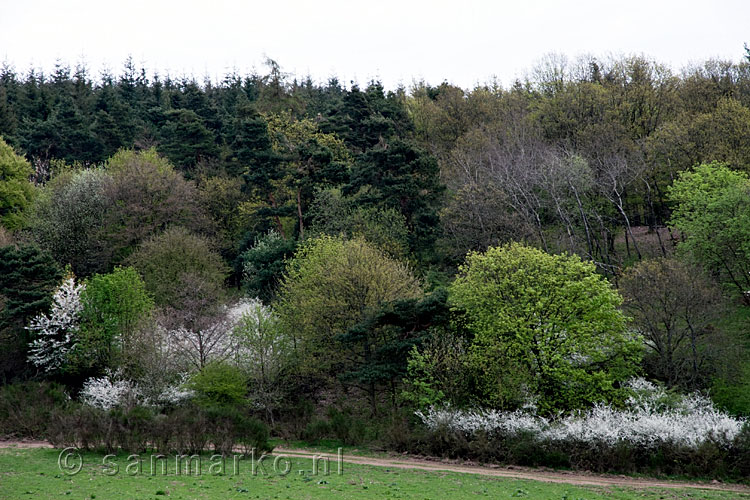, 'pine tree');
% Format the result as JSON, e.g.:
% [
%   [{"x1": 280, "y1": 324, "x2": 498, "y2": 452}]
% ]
[{"x1": 0, "y1": 244, "x2": 61, "y2": 379}]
